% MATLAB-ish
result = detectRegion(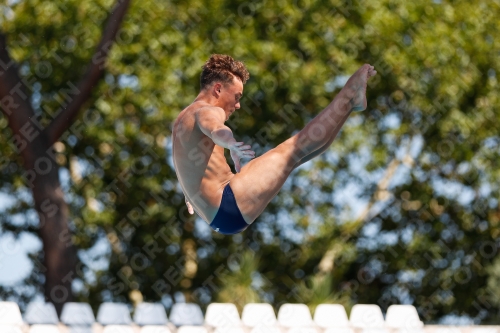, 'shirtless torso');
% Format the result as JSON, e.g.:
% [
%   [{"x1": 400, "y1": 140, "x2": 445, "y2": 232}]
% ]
[{"x1": 172, "y1": 101, "x2": 234, "y2": 223}]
